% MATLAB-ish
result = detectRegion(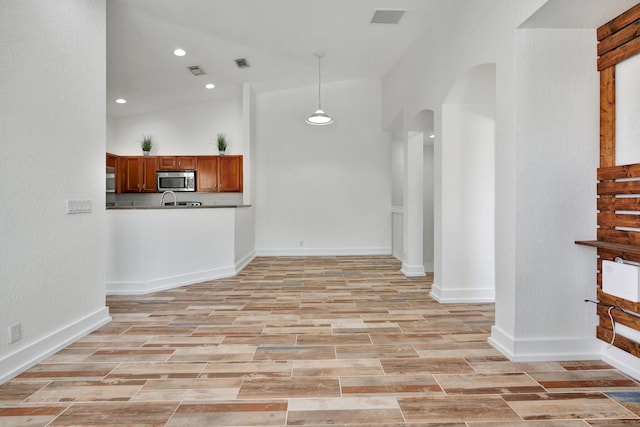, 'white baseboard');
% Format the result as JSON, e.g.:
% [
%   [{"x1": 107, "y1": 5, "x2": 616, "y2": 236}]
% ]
[
  {"x1": 255, "y1": 247, "x2": 391, "y2": 257},
  {"x1": 0, "y1": 307, "x2": 111, "y2": 384},
  {"x1": 107, "y1": 250, "x2": 257, "y2": 296},
  {"x1": 106, "y1": 265, "x2": 236, "y2": 295},
  {"x1": 430, "y1": 282, "x2": 495, "y2": 303},
  {"x1": 601, "y1": 341, "x2": 640, "y2": 381},
  {"x1": 401, "y1": 263, "x2": 426, "y2": 277},
  {"x1": 235, "y1": 250, "x2": 256, "y2": 273},
  {"x1": 488, "y1": 325, "x2": 601, "y2": 362}
]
